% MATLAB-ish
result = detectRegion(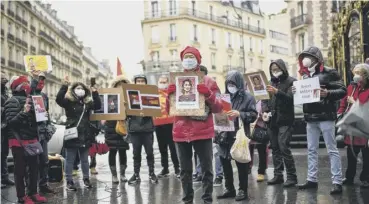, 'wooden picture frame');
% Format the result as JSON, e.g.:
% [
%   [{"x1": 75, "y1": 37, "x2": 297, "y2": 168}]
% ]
[
  {"x1": 169, "y1": 72, "x2": 205, "y2": 116},
  {"x1": 90, "y1": 88, "x2": 126, "y2": 121},
  {"x1": 244, "y1": 71, "x2": 270, "y2": 100},
  {"x1": 122, "y1": 84, "x2": 161, "y2": 117}
]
